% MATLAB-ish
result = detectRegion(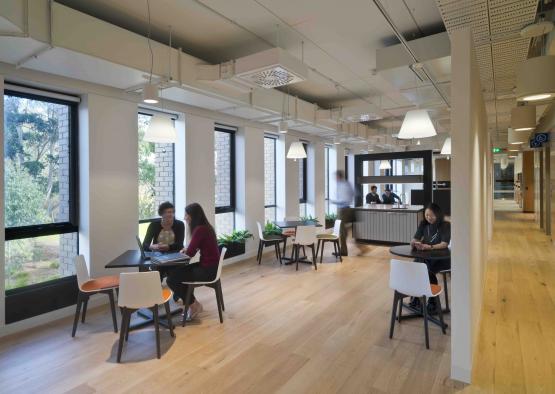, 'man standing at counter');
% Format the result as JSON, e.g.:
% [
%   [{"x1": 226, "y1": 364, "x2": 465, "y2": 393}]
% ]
[
  {"x1": 381, "y1": 187, "x2": 402, "y2": 204},
  {"x1": 365, "y1": 185, "x2": 382, "y2": 204}
]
